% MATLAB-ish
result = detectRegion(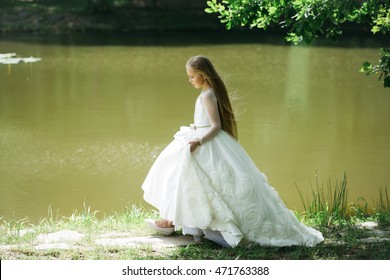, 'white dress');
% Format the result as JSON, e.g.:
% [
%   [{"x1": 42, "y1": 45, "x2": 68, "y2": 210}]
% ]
[{"x1": 142, "y1": 89, "x2": 324, "y2": 247}]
